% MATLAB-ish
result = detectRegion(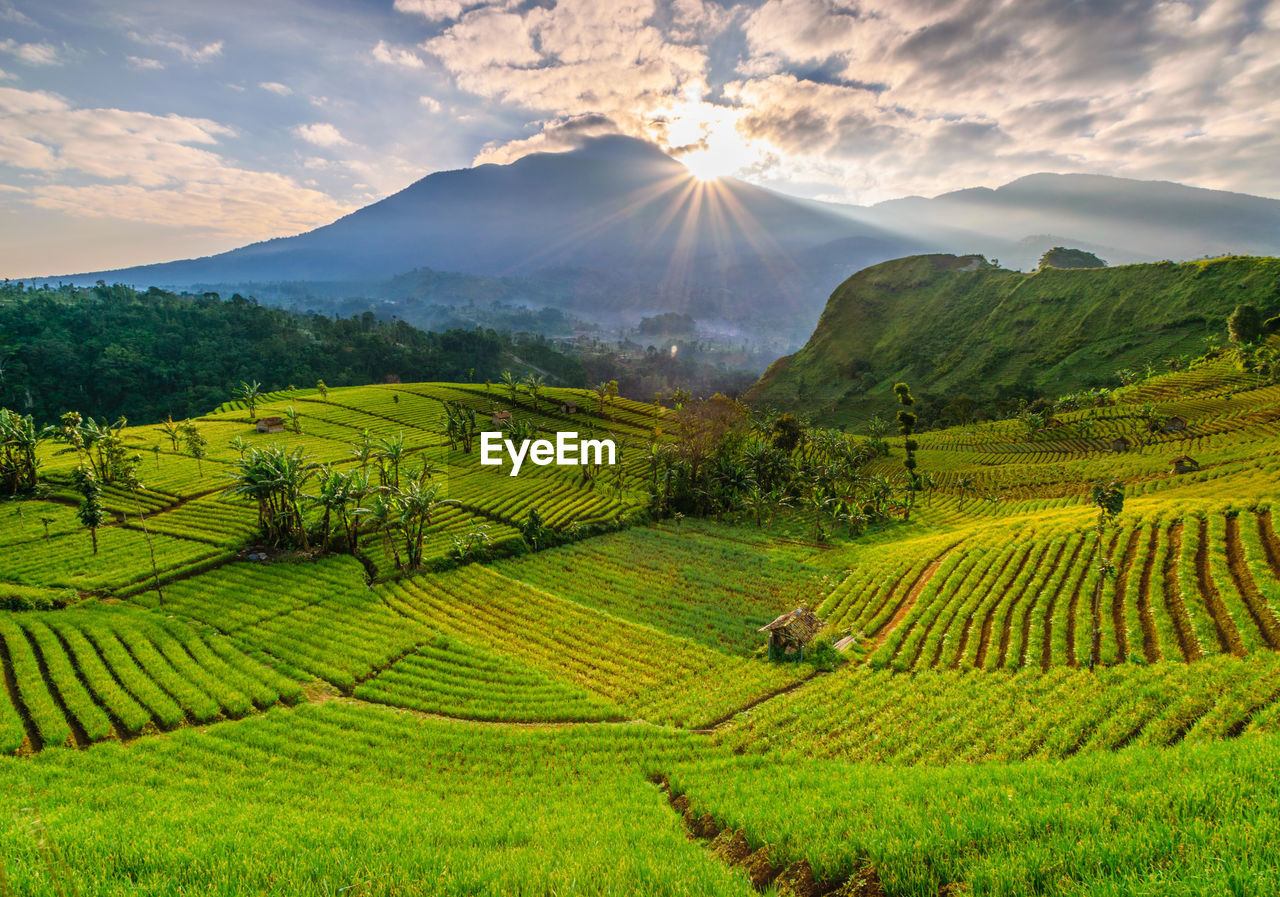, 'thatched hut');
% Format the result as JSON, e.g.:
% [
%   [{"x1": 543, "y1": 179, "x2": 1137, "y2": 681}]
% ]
[
  {"x1": 1109, "y1": 435, "x2": 1132, "y2": 453},
  {"x1": 490, "y1": 410, "x2": 512, "y2": 426},
  {"x1": 256, "y1": 416, "x2": 285, "y2": 434},
  {"x1": 1170, "y1": 454, "x2": 1200, "y2": 474},
  {"x1": 1163, "y1": 415, "x2": 1188, "y2": 433},
  {"x1": 759, "y1": 607, "x2": 824, "y2": 657}
]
